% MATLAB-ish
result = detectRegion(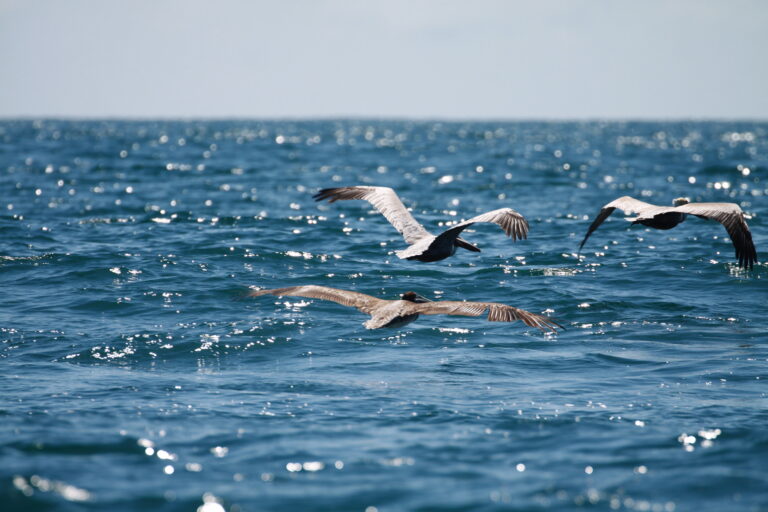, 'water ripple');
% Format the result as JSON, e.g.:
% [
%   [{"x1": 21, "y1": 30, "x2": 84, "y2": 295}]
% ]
[{"x1": 1, "y1": 120, "x2": 766, "y2": 512}]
